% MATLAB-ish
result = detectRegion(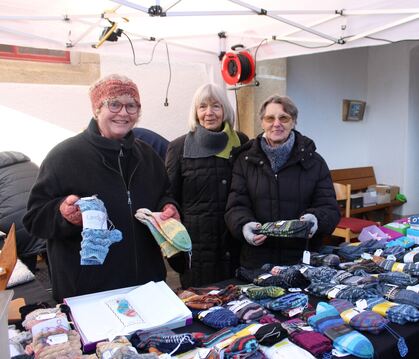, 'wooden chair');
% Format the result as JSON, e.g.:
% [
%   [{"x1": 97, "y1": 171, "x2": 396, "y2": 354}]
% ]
[
  {"x1": 333, "y1": 183, "x2": 378, "y2": 243},
  {"x1": 0, "y1": 223, "x2": 17, "y2": 290}
]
